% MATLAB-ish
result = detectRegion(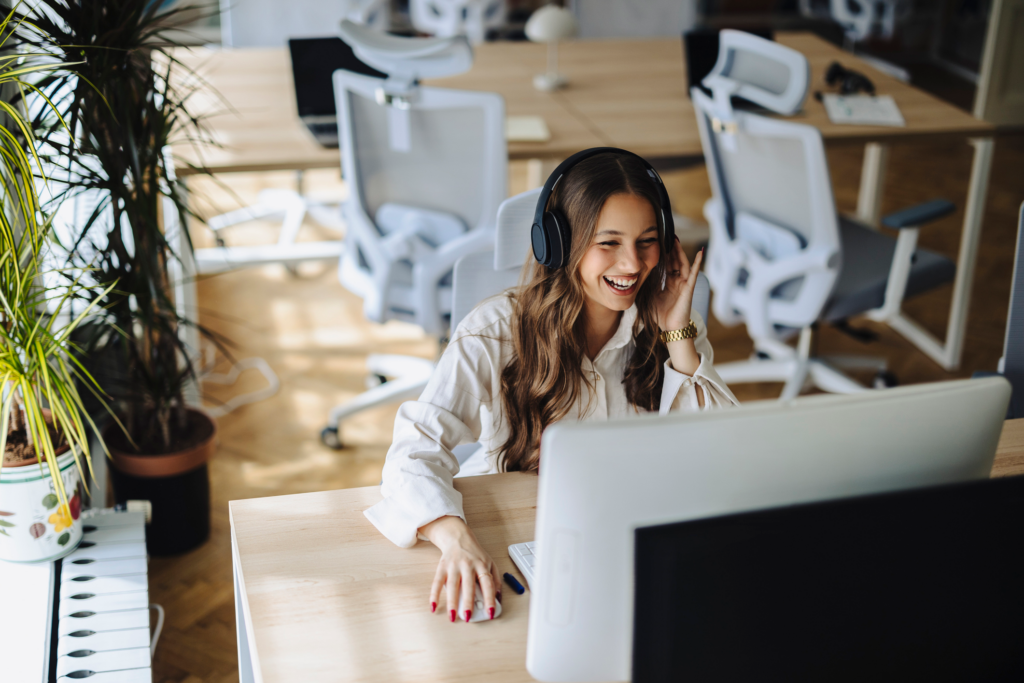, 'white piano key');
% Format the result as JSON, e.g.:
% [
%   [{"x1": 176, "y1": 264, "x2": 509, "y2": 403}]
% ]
[
  {"x1": 65, "y1": 541, "x2": 147, "y2": 562},
  {"x1": 63, "y1": 558, "x2": 148, "y2": 580},
  {"x1": 57, "y1": 628, "x2": 151, "y2": 656},
  {"x1": 58, "y1": 608, "x2": 150, "y2": 636},
  {"x1": 58, "y1": 667, "x2": 151, "y2": 683},
  {"x1": 60, "y1": 590, "x2": 149, "y2": 616},
  {"x1": 62, "y1": 573, "x2": 148, "y2": 595},
  {"x1": 80, "y1": 511, "x2": 146, "y2": 529},
  {"x1": 57, "y1": 646, "x2": 151, "y2": 677},
  {"x1": 82, "y1": 525, "x2": 145, "y2": 543}
]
